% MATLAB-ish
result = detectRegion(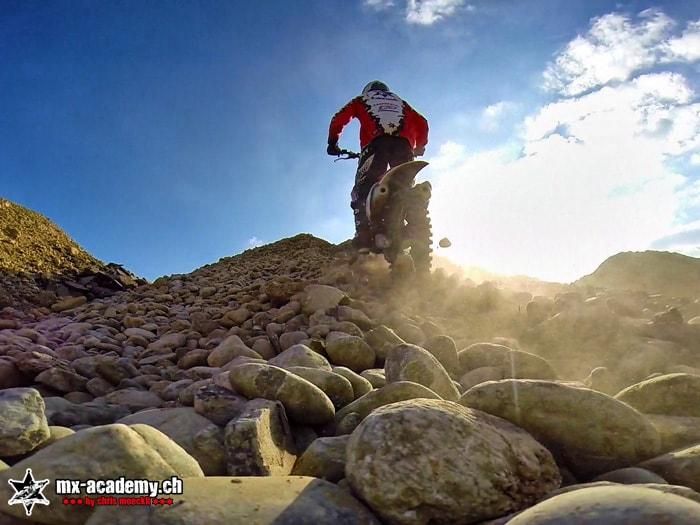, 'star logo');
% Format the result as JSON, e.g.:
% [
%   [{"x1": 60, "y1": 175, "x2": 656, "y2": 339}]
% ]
[{"x1": 7, "y1": 468, "x2": 50, "y2": 516}]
